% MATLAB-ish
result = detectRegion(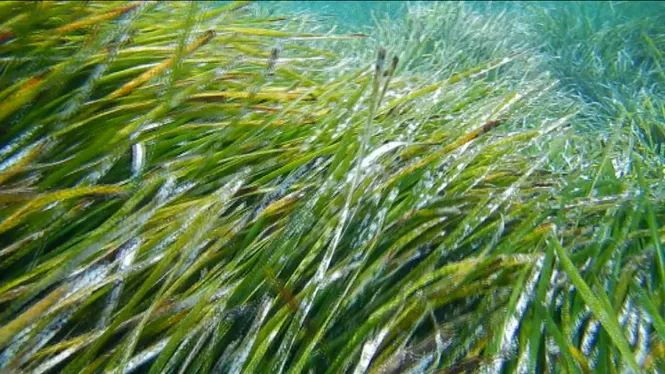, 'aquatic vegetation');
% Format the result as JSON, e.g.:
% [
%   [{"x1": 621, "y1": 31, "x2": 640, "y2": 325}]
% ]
[
  {"x1": 0, "y1": 1, "x2": 663, "y2": 373},
  {"x1": 528, "y1": 1, "x2": 665, "y2": 153}
]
